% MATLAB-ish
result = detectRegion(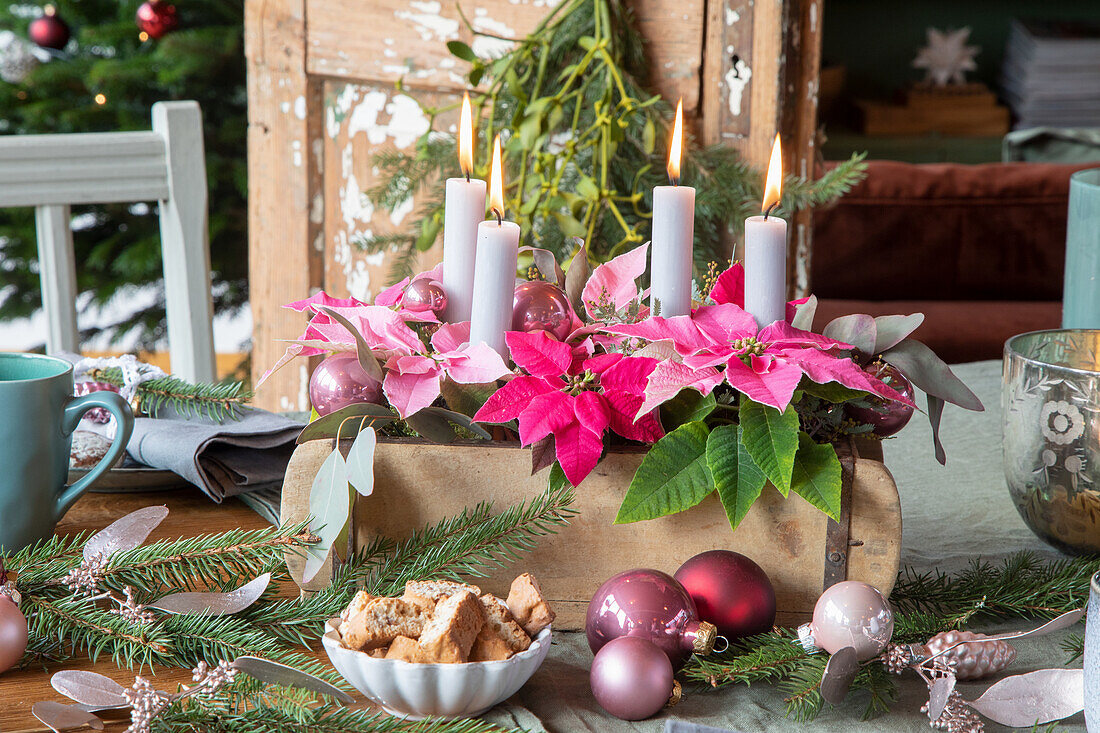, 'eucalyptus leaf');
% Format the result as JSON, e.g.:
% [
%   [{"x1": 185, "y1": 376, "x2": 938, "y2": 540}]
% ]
[
  {"x1": 531, "y1": 435, "x2": 556, "y2": 475},
  {"x1": 405, "y1": 406, "x2": 492, "y2": 443},
  {"x1": 345, "y1": 427, "x2": 376, "y2": 497},
  {"x1": 881, "y1": 339, "x2": 983, "y2": 411},
  {"x1": 149, "y1": 573, "x2": 271, "y2": 615},
  {"x1": 564, "y1": 238, "x2": 590, "y2": 315},
  {"x1": 927, "y1": 394, "x2": 947, "y2": 465},
  {"x1": 615, "y1": 421, "x2": 713, "y2": 523},
  {"x1": 660, "y1": 389, "x2": 717, "y2": 431},
  {"x1": 301, "y1": 447, "x2": 350, "y2": 583},
  {"x1": 296, "y1": 403, "x2": 393, "y2": 444},
  {"x1": 822, "y1": 314, "x2": 876, "y2": 355},
  {"x1": 32, "y1": 701, "x2": 104, "y2": 732},
  {"x1": 789, "y1": 433, "x2": 843, "y2": 520},
  {"x1": 872, "y1": 313, "x2": 924, "y2": 354},
  {"x1": 928, "y1": 673, "x2": 956, "y2": 720},
  {"x1": 708, "y1": 424, "x2": 766, "y2": 531},
  {"x1": 318, "y1": 306, "x2": 384, "y2": 383},
  {"x1": 738, "y1": 400, "x2": 799, "y2": 495},
  {"x1": 818, "y1": 647, "x2": 859, "y2": 705},
  {"x1": 966, "y1": 668, "x2": 1083, "y2": 727},
  {"x1": 83, "y1": 505, "x2": 169, "y2": 563},
  {"x1": 232, "y1": 656, "x2": 354, "y2": 704},
  {"x1": 518, "y1": 246, "x2": 564, "y2": 286},
  {"x1": 51, "y1": 671, "x2": 127, "y2": 708},
  {"x1": 790, "y1": 295, "x2": 818, "y2": 331}
]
